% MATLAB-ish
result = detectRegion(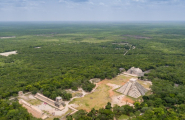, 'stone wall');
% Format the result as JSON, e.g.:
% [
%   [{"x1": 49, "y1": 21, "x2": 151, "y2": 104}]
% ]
[
  {"x1": 19, "y1": 99, "x2": 45, "y2": 119},
  {"x1": 35, "y1": 93, "x2": 64, "y2": 110}
]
